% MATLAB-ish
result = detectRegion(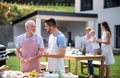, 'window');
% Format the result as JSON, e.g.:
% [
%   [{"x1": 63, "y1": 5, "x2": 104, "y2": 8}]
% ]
[
  {"x1": 115, "y1": 25, "x2": 120, "y2": 48},
  {"x1": 104, "y1": 0, "x2": 120, "y2": 8},
  {"x1": 81, "y1": 0, "x2": 93, "y2": 11}
]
